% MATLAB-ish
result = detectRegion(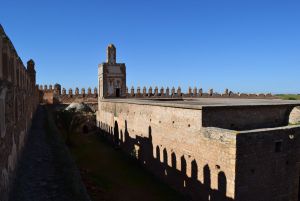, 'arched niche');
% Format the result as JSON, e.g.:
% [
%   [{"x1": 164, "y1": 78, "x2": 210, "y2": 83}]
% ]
[{"x1": 289, "y1": 106, "x2": 300, "y2": 125}]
